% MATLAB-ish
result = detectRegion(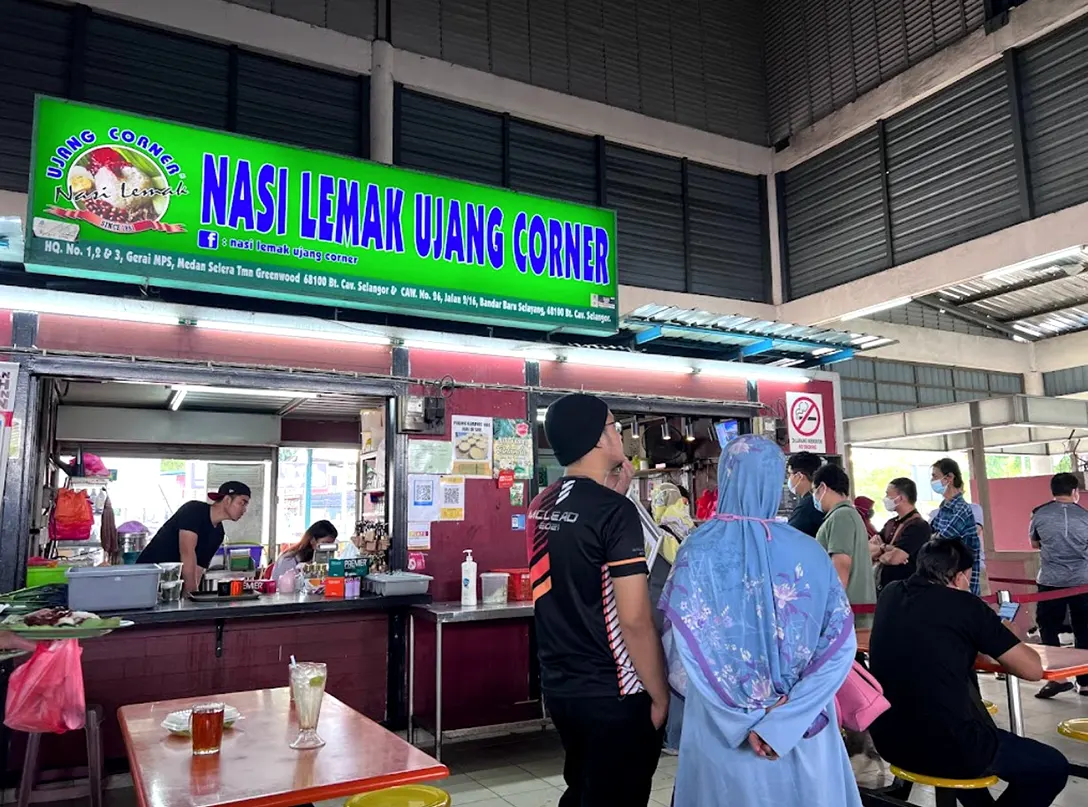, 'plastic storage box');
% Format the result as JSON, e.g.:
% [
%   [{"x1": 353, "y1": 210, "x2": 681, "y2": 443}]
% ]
[
  {"x1": 26, "y1": 565, "x2": 71, "y2": 589},
  {"x1": 493, "y1": 568, "x2": 531, "y2": 601},
  {"x1": 480, "y1": 572, "x2": 509, "y2": 605},
  {"x1": 365, "y1": 572, "x2": 432, "y2": 596},
  {"x1": 68, "y1": 565, "x2": 162, "y2": 611}
]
